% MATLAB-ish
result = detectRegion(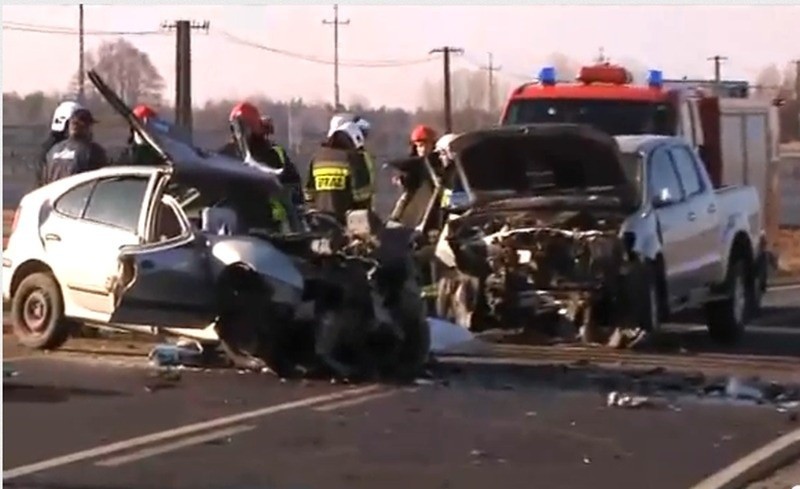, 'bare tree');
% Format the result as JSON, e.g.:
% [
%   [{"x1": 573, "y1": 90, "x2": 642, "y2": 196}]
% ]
[
  {"x1": 347, "y1": 94, "x2": 371, "y2": 112},
  {"x1": 754, "y1": 64, "x2": 783, "y2": 99},
  {"x1": 69, "y1": 38, "x2": 165, "y2": 107}
]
